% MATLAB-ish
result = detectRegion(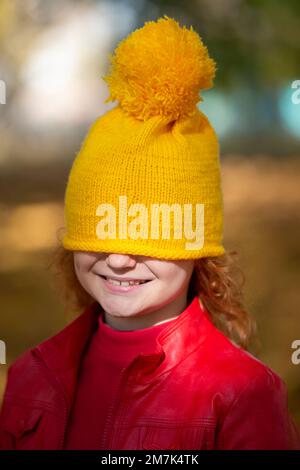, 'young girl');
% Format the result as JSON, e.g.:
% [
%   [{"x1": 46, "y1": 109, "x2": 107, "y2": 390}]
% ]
[{"x1": 0, "y1": 16, "x2": 299, "y2": 451}]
